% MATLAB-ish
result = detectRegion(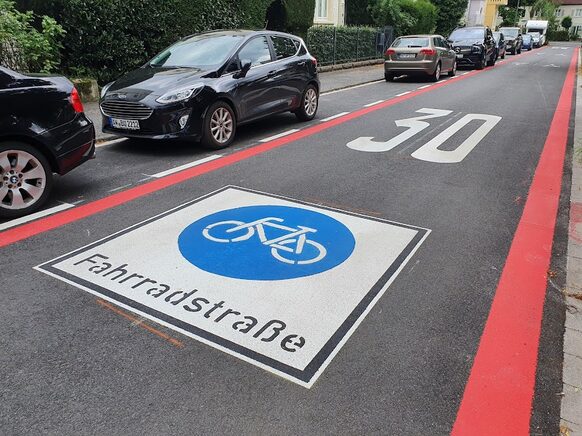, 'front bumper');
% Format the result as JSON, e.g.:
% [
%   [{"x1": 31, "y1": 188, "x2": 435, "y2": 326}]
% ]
[
  {"x1": 455, "y1": 53, "x2": 482, "y2": 67},
  {"x1": 101, "y1": 101, "x2": 206, "y2": 140}
]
